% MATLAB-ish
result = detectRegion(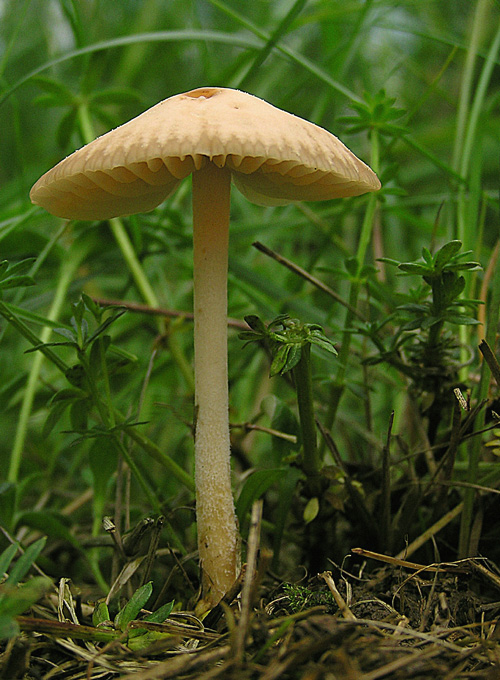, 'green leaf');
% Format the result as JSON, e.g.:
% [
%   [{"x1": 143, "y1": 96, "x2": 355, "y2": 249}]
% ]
[
  {"x1": 377, "y1": 257, "x2": 400, "y2": 267},
  {"x1": 270, "y1": 344, "x2": 291, "y2": 377},
  {"x1": 0, "y1": 275, "x2": 35, "y2": 290},
  {"x1": 72, "y1": 298, "x2": 86, "y2": 328},
  {"x1": 0, "y1": 258, "x2": 36, "y2": 293},
  {"x1": 55, "y1": 327, "x2": 79, "y2": 343},
  {"x1": 88, "y1": 335, "x2": 111, "y2": 378},
  {"x1": 87, "y1": 309, "x2": 126, "y2": 345},
  {"x1": 243, "y1": 314, "x2": 267, "y2": 334},
  {"x1": 444, "y1": 313, "x2": 480, "y2": 326},
  {"x1": 449, "y1": 262, "x2": 481, "y2": 272},
  {"x1": 114, "y1": 582, "x2": 153, "y2": 632},
  {"x1": 1, "y1": 259, "x2": 36, "y2": 278},
  {"x1": 344, "y1": 257, "x2": 358, "y2": 277},
  {"x1": 69, "y1": 399, "x2": 90, "y2": 432},
  {"x1": 309, "y1": 333, "x2": 338, "y2": 356},
  {"x1": 57, "y1": 108, "x2": 78, "y2": 148},
  {"x1": 398, "y1": 263, "x2": 431, "y2": 275},
  {"x1": 284, "y1": 343, "x2": 304, "y2": 374},
  {"x1": 144, "y1": 600, "x2": 175, "y2": 623},
  {"x1": 303, "y1": 497, "x2": 319, "y2": 524},
  {"x1": 397, "y1": 303, "x2": 429, "y2": 314},
  {"x1": 32, "y1": 76, "x2": 75, "y2": 105},
  {"x1": 93, "y1": 600, "x2": 111, "y2": 627},
  {"x1": 0, "y1": 576, "x2": 52, "y2": 625},
  {"x1": 401, "y1": 318, "x2": 424, "y2": 331},
  {"x1": 128, "y1": 599, "x2": 176, "y2": 642},
  {"x1": 6, "y1": 537, "x2": 46, "y2": 586},
  {"x1": 81, "y1": 293, "x2": 103, "y2": 321},
  {"x1": 16, "y1": 511, "x2": 82, "y2": 553},
  {"x1": 434, "y1": 240, "x2": 462, "y2": 269},
  {"x1": 0, "y1": 544, "x2": 18, "y2": 578},
  {"x1": 65, "y1": 364, "x2": 86, "y2": 388},
  {"x1": 236, "y1": 468, "x2": 285, "y2": 536},
  {"x1": 25, "y1": 340, "x2": 79, "y2": 354},
  {"x1": 422, "y1": 247, "x2": 432, "y2": 264},
  {"x1": 42, "y1": 400, "x2": 70, "y2": 438}
]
